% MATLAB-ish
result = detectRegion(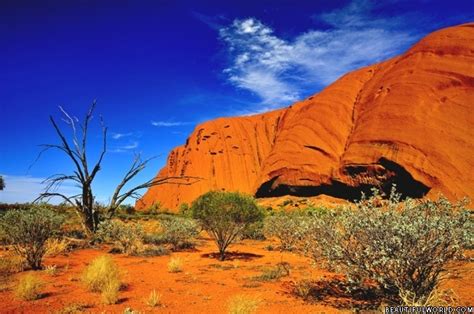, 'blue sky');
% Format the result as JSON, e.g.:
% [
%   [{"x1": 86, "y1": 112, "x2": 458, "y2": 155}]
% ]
[{"x1": 1, "y1": 0, "x2": 473, "y2": 205}]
